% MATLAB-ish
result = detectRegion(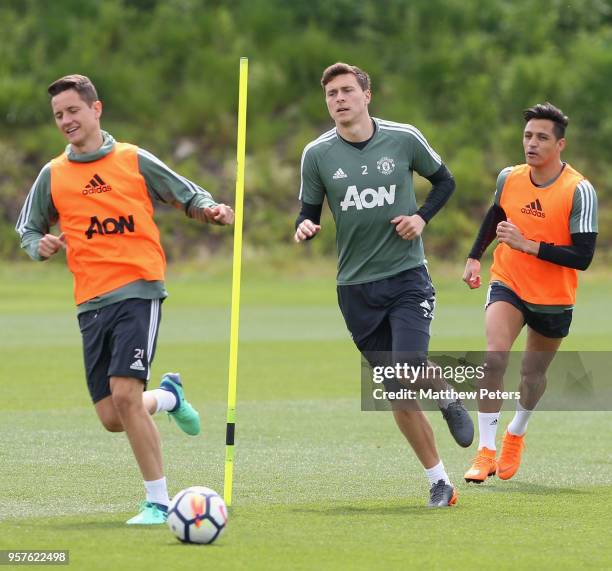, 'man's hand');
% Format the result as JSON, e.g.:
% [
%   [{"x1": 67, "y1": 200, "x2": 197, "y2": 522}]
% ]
[
  {"x1": 200, "y1": 204, "x2": 234, "y2": 225},
  {"x1": 390, "y1": 214, "x2": 426, "y2": 240},
  {"x1": 462, "y1": 258, "x2": 481, "y2": 289},
  {"x1": 38, "y1": 233, "x2": 66, "y2": 259},
  {"x1": 496, "y1": 220, "x2": 539, "y2": 255},
  {"x1": 294, "y1": 219, "x2": 321, "y2": 242}
]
